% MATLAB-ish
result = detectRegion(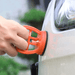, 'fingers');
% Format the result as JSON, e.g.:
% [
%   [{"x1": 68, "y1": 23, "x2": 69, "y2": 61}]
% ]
[
  {"x1": 4, "y1": 43, "x2": 18, "y2": 57},
  {"x1": 0, "y1": 42, "x2": 17, "y2": 57},
  {"x1": 11, "y1": 36, "x2": 28, "y2": 50},
  {"x1": 0, "y1": 19, "x2": 29, "y2": 57},
  {"x1": 17, "y1": 25, "x2": 29, "y2": 39},
  {"x1": 0, "y1": 35, "x2": 28, "y2": 56},
  {"x1": 7, "y1": 20, "x2": 29, "y2": 39}
]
